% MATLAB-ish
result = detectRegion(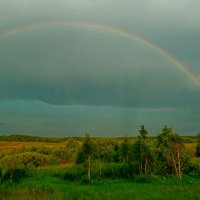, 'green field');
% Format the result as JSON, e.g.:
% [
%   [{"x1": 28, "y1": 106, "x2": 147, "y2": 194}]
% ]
[{"x1": 1, "y1": 169, "x2": 200, "y2": 200}]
